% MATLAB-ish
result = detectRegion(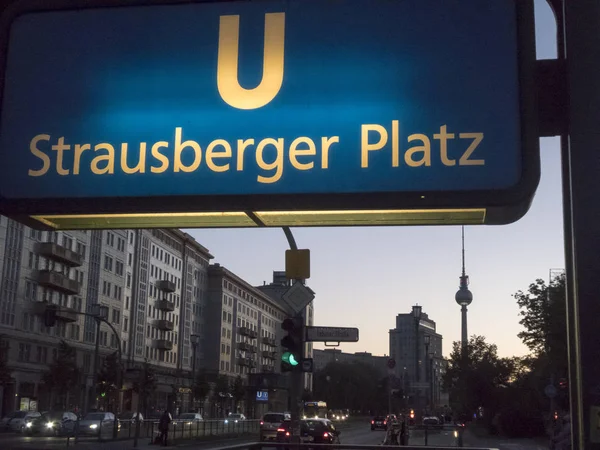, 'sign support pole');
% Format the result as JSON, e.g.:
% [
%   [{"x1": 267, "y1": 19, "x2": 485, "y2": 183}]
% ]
[
  {"x1": 562, "y1": 0, "x2": 600, "y2": 448},
  {"x1": 282, "y1": 227, "x2": 305, "y2": 442}
]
